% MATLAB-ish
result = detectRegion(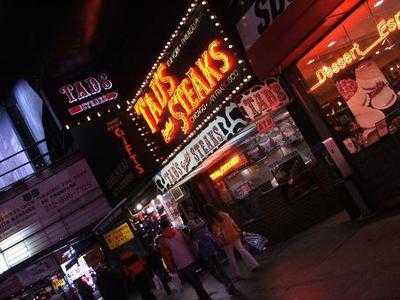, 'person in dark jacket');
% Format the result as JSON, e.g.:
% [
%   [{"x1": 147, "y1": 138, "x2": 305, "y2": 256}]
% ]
[
  {"x1": 96, "y1": 264, "x2": 128, "y2": 300},
  {"x1": 75, "y1": 278, "x2": 95, "y2": 300},
  {"x1": 121, "y1": 250, "x2": 156, "y2": 300}
]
